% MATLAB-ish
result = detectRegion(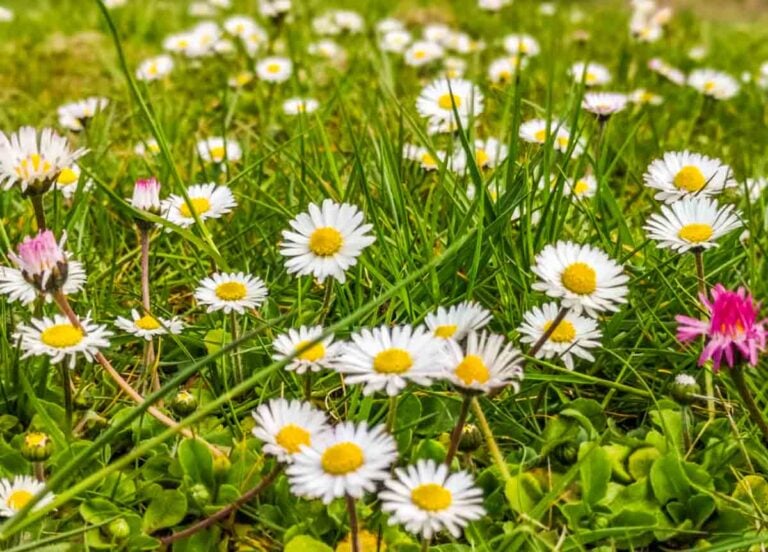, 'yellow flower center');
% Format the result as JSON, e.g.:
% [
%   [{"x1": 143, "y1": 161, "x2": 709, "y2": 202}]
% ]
[
  {"x1": 179, "y1": 197, "x2": 211, "y2": 218},
  {"x1": 673, "y1": 165, "x2": 706, "y2": 193},
  {"x1": 420, "y1": 153, "x2": 437, "y2": 169},
  {"x1": 678, "y1": 223, "x2": 714, "y2": 243},
  {"x1": 454, "y1": 354, "x2": 490, "y2": 385},
  {"x1": 556, "y1": 135, "x2": 570, "y2": 149},
  {"x1": 321, "y1": 442, "x2": 364, "y2": 475},
  {"x1": 147, "y1": 62, "x2": 158, "y2": 75},
  {"x1": 57, "y1": 167, "x2": 78, "y2": 186},
  {"x1": 641, "y1": 91, "x2": 656, "y2": 103},
  {"x1": 214, "y1": 281, "x2": 248, "y2": 301},
  {"x1": 266, "y1": 63, "x2": 281, "y2": 74},
  {"x1": 534, "y1": 129, "x2": 547, "y2": 142},
  {"x1": 275, "y1": 424, "x2": 311, "y2": 454},
  {"x1": 437, "y1": 93, "x2": 462, "y2": 110},
  {"x1": 15, "y1": 153, "x2": 52, "y2": 180},
  {"x1": 573, "y1": 180, "x2": 590, "y2": 195},
  {"x1": 434, "y1": 324, "x2": 458, "y2": 338},
  {"x1": 135, "y1": 315, "x2": 161, "y2": 330},
  {"x1": 25, "y1": 433, "x2": 48, "y2": 447},
  {"x1": 703, "y1": 80, "x2": 716, "y2": 92},
  {"x1": 6, "y1": 490, "x2": 33, "y2": 512},
  {"x1": 40, "y1": 324, "x2": 84, "y2": 348},
  {"x1": 543, "y1": 319, "x2": 576, "y2": 343},
  {"x1": 585, "y1": 71, "x2": 597, "y2": 84},
  {"x1": 236, "y1": 72, "x2": 252, "y2": 86},
  {"x1": 148, "y1": 142, "x2": 160, "y2": 153},
  {"x1": 561, "y1": 262, "x2": 597, "y2": 295},
  {"x1": 308, "y1": 227, "x2": 343, "y2": 256},
  {"x1": 411, "y1": 483, "x2": 453, "y2": 511},
  {"x1": 209, "y1": 146, "x2": 226, "y2": 161},
  {"x1": 413, "y1": 50, "x2": 426, "y2": 59},
  {"x1": 373, "y1": 348, "x2": 413, "y2": 374},
  {"x1": 498, "y1": 69, "x2": 511, "y2": 82},
  {"x1": 295, "y1": 340, "x2": 325, "y2": 362},
  {"x1": 475, "y1": 149, "x2": 489, "y2": 167}
]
